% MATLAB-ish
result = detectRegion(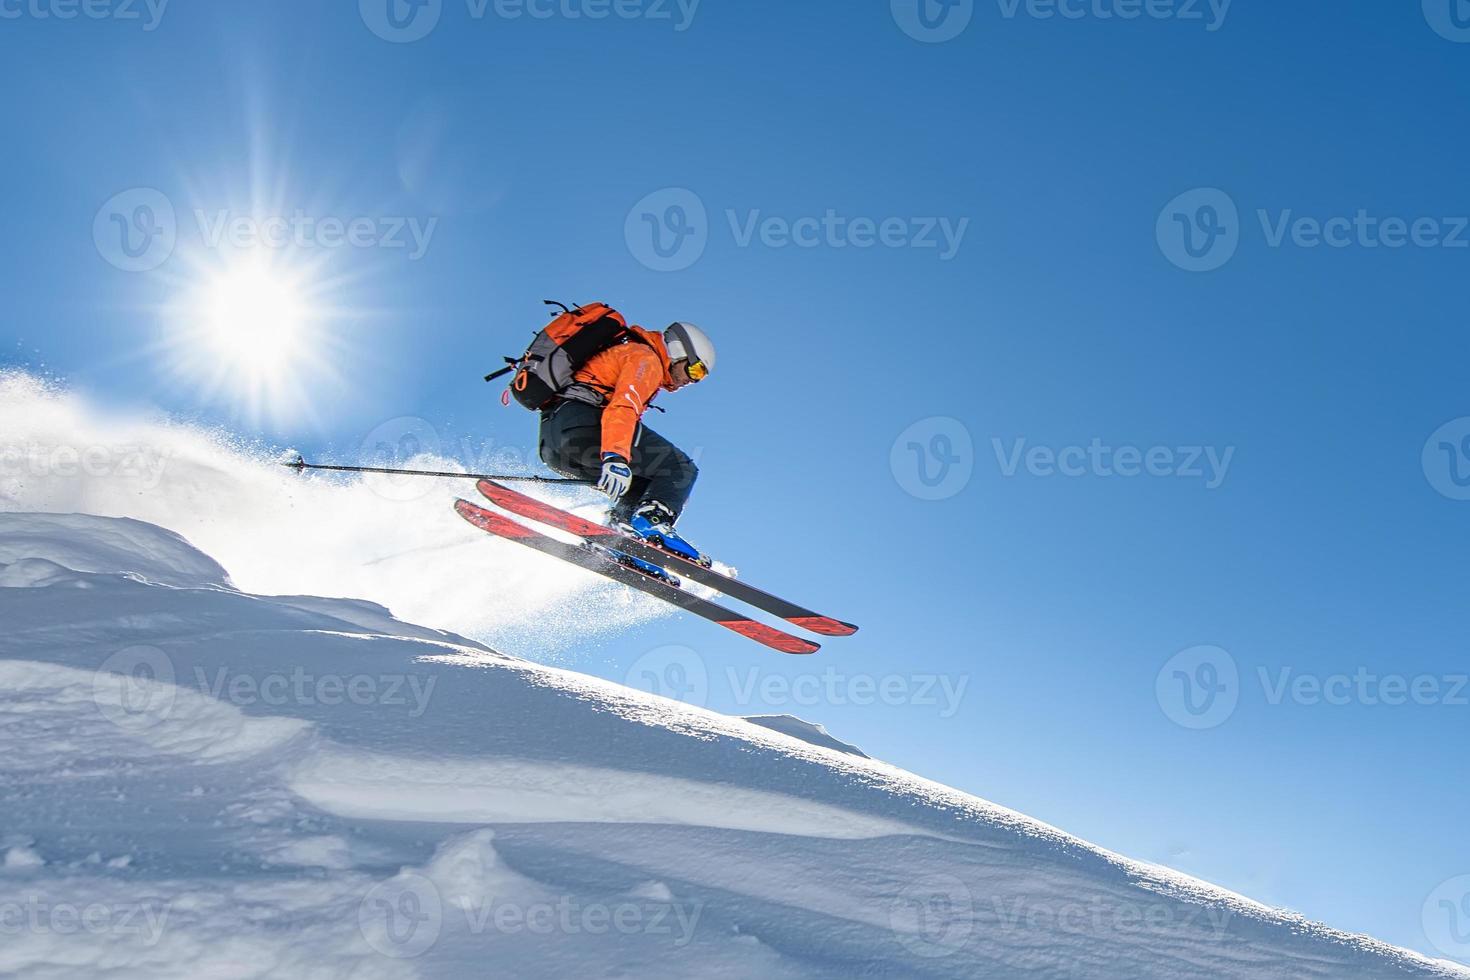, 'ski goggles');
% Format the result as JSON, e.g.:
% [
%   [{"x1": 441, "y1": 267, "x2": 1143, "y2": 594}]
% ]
[{"x1": 685, "y1": 359, "x2": 709, "y2": 382}]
